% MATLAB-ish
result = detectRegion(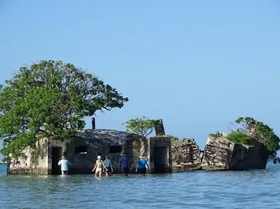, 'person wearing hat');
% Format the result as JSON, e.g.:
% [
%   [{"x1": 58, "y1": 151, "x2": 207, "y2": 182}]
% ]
[
  {"x1": 135, "y1": 156, "x2": 149, "y2": 175},
  {"x1": 119, "y1": 152, "x2": 130, "y2": 176},
  {"x1": 92, "y1": 155, "x2": 107, "y2": 177}
]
